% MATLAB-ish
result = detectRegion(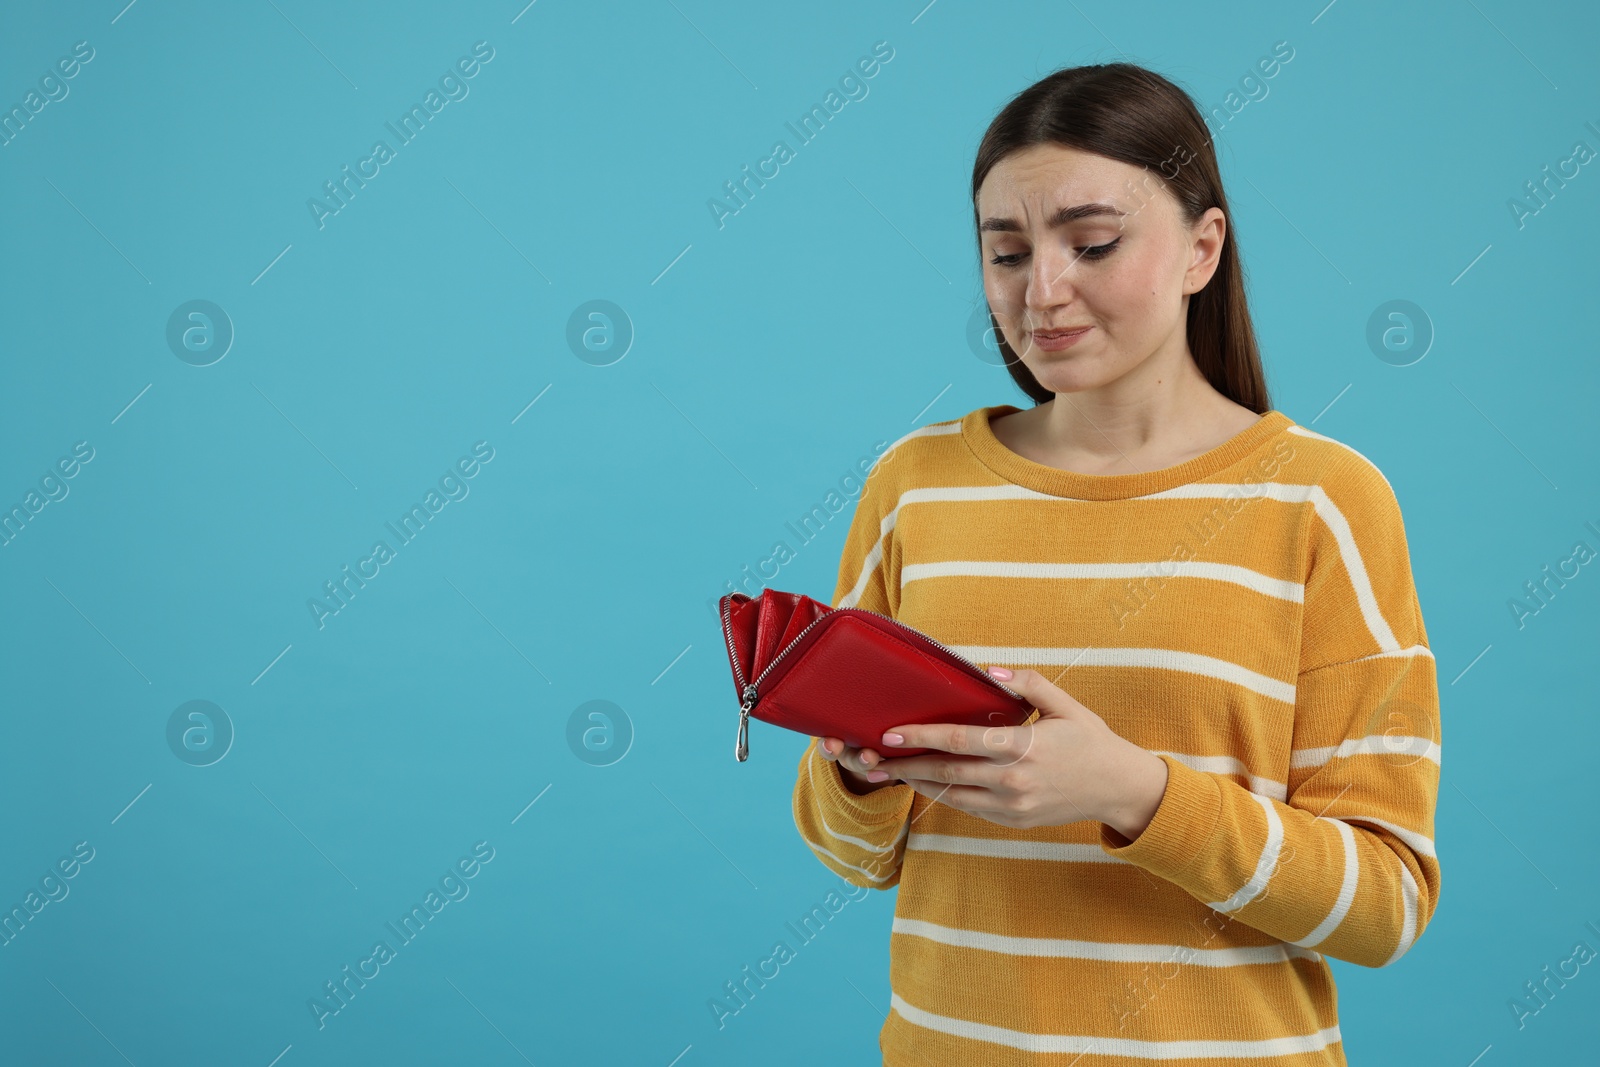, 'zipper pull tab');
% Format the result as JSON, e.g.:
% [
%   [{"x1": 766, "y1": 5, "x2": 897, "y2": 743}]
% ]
[{"x1": 735, "y1": 685, "x2": 757, "y2": 762}]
